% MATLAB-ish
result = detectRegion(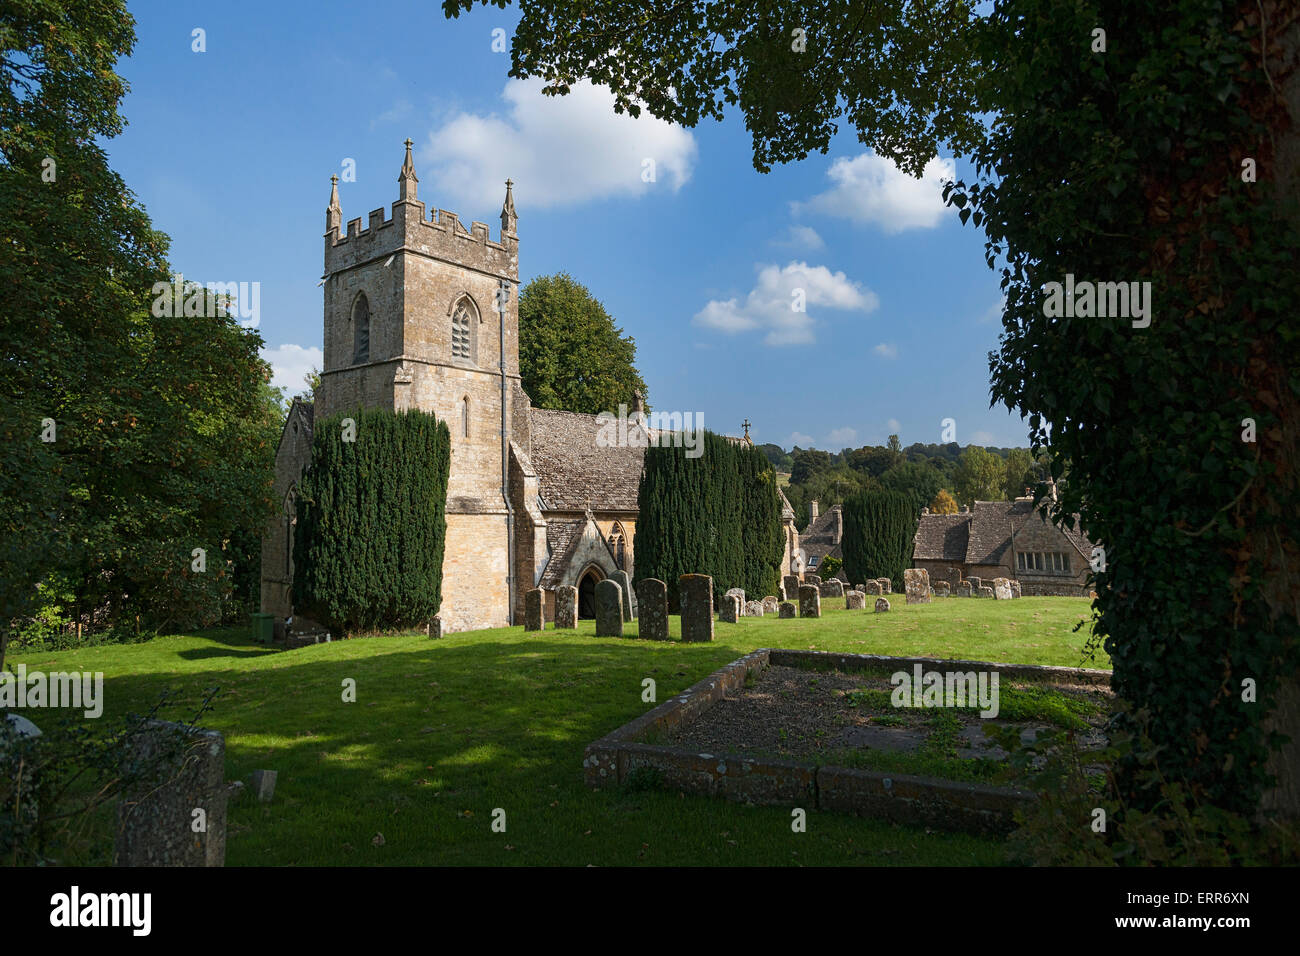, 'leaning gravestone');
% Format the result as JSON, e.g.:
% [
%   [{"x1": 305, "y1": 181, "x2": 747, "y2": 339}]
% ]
[
  {"x1": 798, "y1": 584, "x2": 821, "y2": 618},
  {"x1": 819, "y1": 579, "x2": 844, "y2": 598},
  {"x1": 864, "y1": 580, "x2": 882, "y2": 596},
  {"x1": 116, "y1": 721, "x2": 228, "y2": 867},
  {"x1": 875, "y1": 597, "x2": 891, "y2": 613},
  {"x1": 554, "y1": 586, "x2": 578, "y2": 629},
  {"x1": 762, "y1": 595, "x2": 779, "y2": 614},
  {"x1": 782, "y1": 575, "x2": 801, "y2": 602},
  {"x1": 993, "y1": 577, "x2": 1014, "y2": 600},
  {"x1": 877, "y1": 578, "x2": 892, "y2": 594},
  {"x1": 904, "y1": 568, "x2": 931, "y2": 605},
  {"x1": 979, "y1": 585, "x2": 995, "y2": 598},
  {"x1": 610, "y1": 569, "x2": 636, "y2": 620},
  {"x1": 595, "y1": 579, "x2": 624, "y2": 636},
  {"x1": 720, "y1": 594, "x2": 741, "y2": 623},
  {"x1": 846, "y1": 590, "x2": 866, "y2": 610},
  {"x1": 778, "y1": 601, "x2": 797, "y2": 618},
  {"x1": 725, "y1": 588, "x2": 746, "y2": 614},
  {"x1": 744, "y1": 600, "x2": 765, "y2": 617},
  {"x1": 635, "y1": 578, "x2": 669, "y2": 641},
  {"x1": 524, "y1": 588, "x2": 544, "y2": 631},
  {"x1": 680, "y1": 574, "x2": 714, "y2": 642}
]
